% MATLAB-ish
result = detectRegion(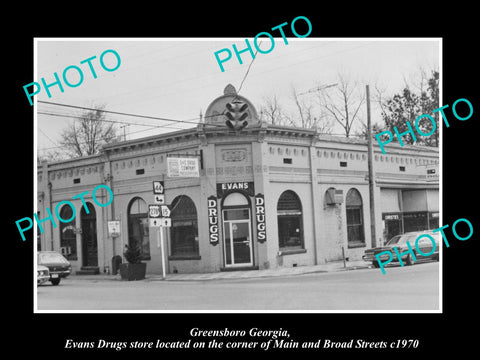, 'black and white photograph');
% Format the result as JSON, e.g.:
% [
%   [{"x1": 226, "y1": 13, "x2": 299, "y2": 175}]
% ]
[
  {"x1": 8, "y1": 5, "x2": 478, "y2": 356},
  {"x1": 33, "y1": 38, "x2": 441, "y2": 312}
]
